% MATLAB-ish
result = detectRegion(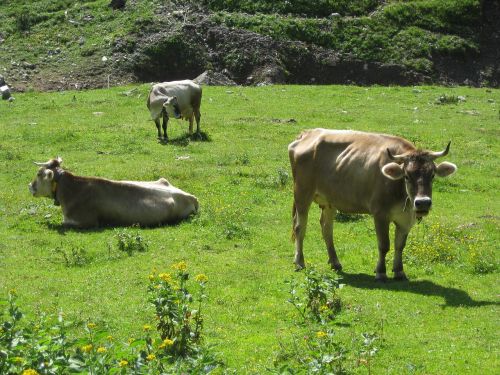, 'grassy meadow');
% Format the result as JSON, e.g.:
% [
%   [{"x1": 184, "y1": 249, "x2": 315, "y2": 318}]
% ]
[{"x1": 0, "y1": 84, "x2": 499, "y2": 373}]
